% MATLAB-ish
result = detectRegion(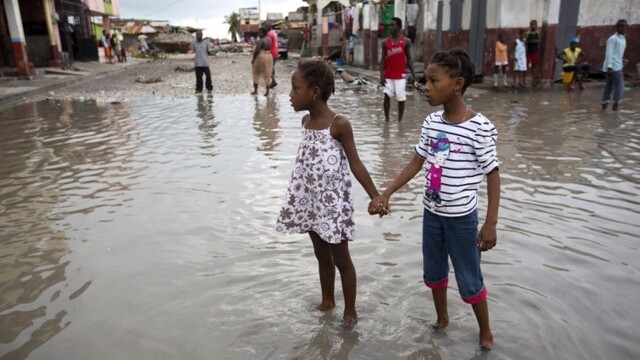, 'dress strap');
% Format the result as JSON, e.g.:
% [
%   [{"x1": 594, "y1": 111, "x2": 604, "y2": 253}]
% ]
[{"x1": 327, "y1": 113, "x2": 339, "y2": 130}]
